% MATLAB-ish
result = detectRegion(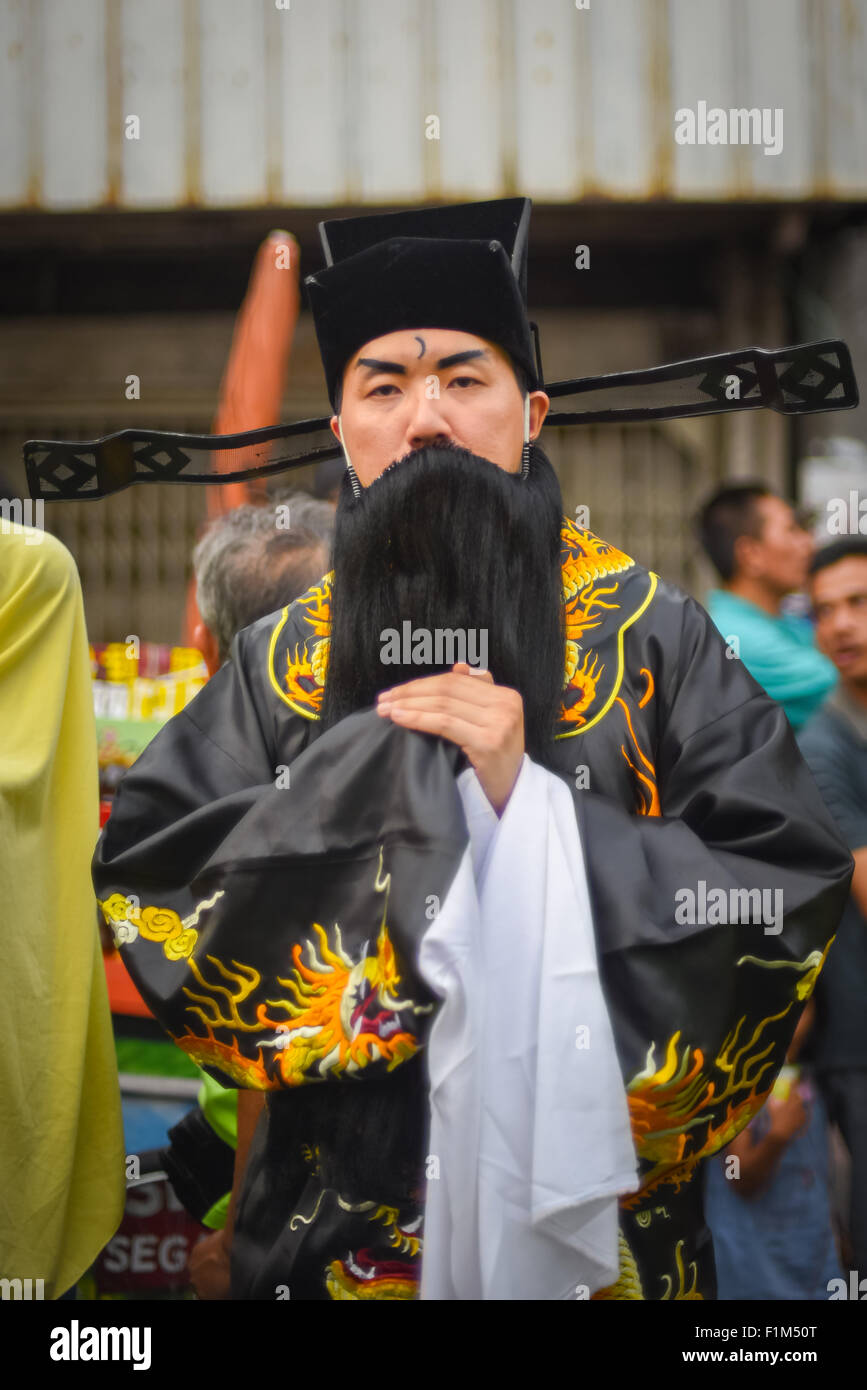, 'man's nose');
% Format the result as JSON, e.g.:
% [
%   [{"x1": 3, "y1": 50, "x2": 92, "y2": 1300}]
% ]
[
  {"x1": 828, "y1": 607, "x2": 855, "y2": 638},
  {"x1": 404, "y1": 387, "x2": 455, "y2": 450}
]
